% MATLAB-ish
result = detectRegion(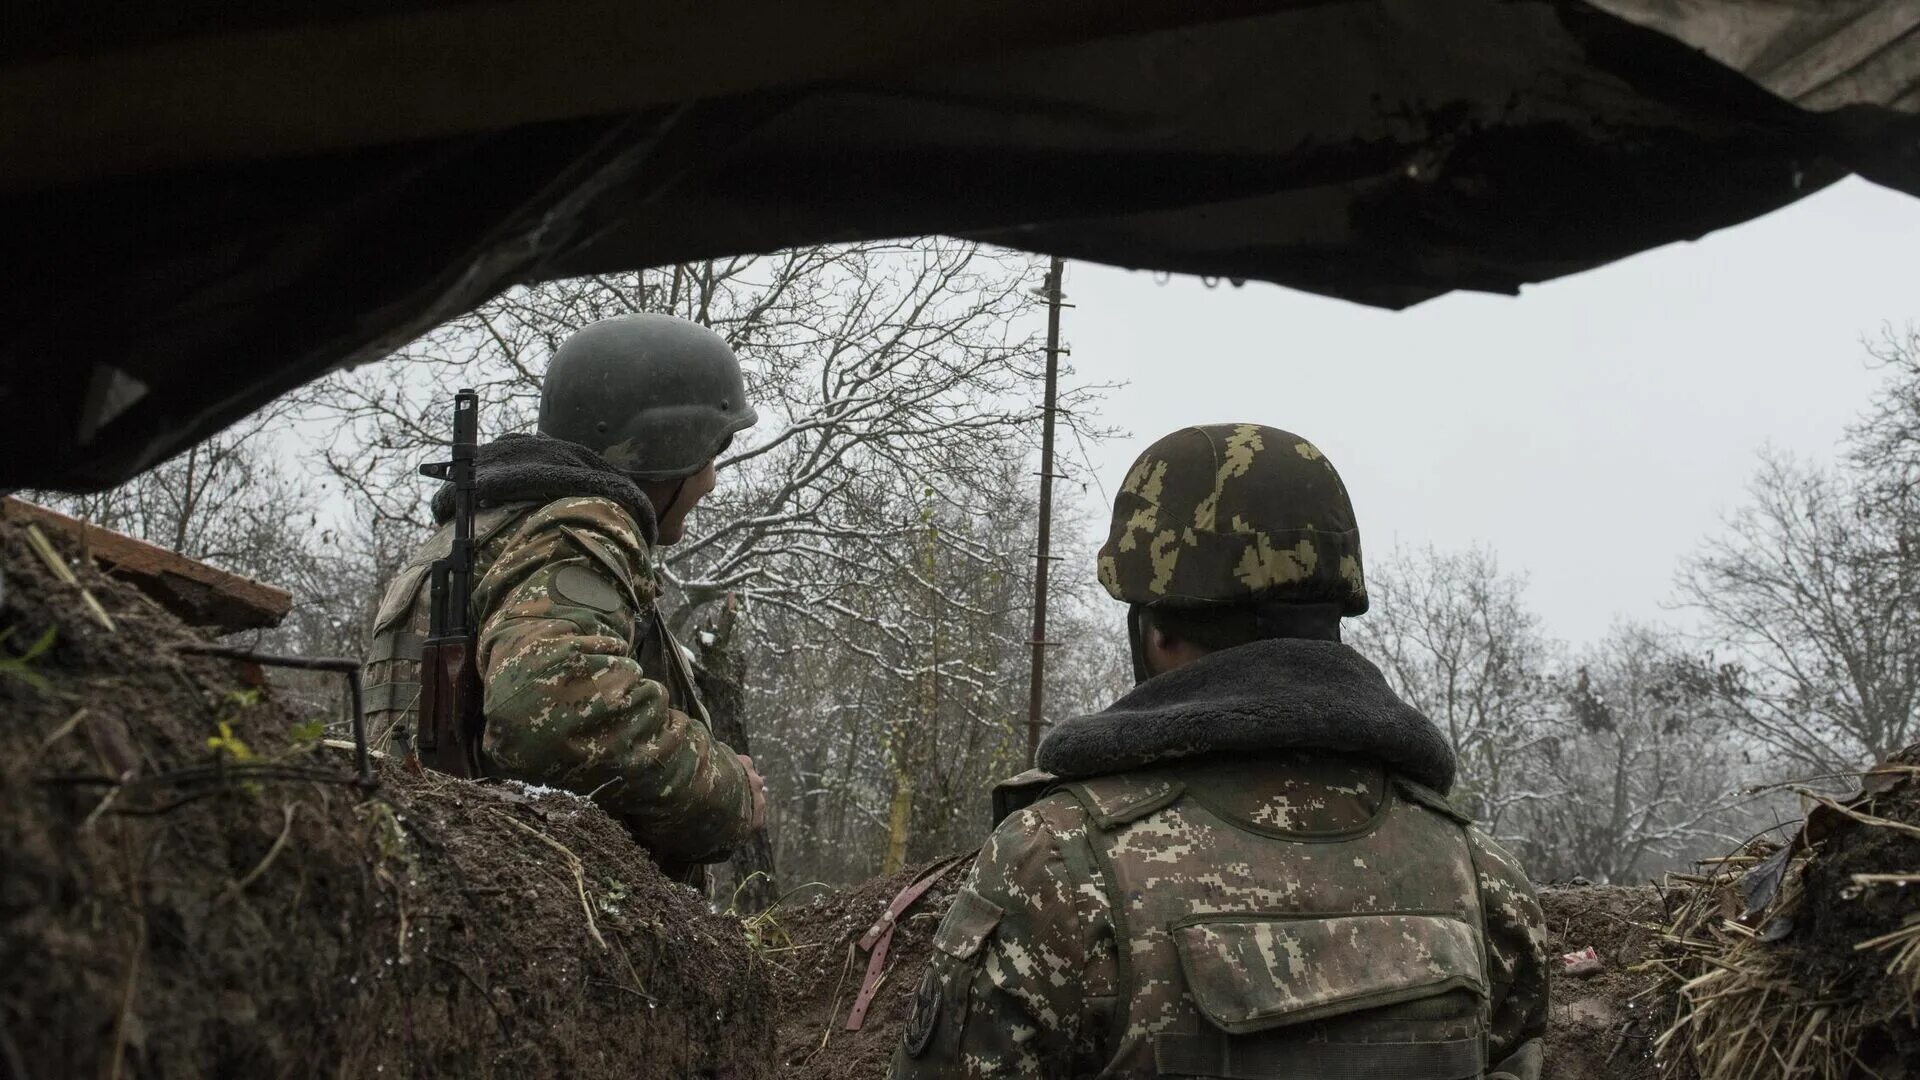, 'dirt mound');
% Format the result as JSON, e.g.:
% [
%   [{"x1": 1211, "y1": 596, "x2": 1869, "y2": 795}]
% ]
[
  {"x1": 771, "y1": 856, "x2": 972, "y2": 1079},
  {"x1": 1655, "y1": 753, "x2": 1920, "y2": 1080},
  {"x1": 0, "y1": 519, "x2": 775, "y2": 1078}
]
